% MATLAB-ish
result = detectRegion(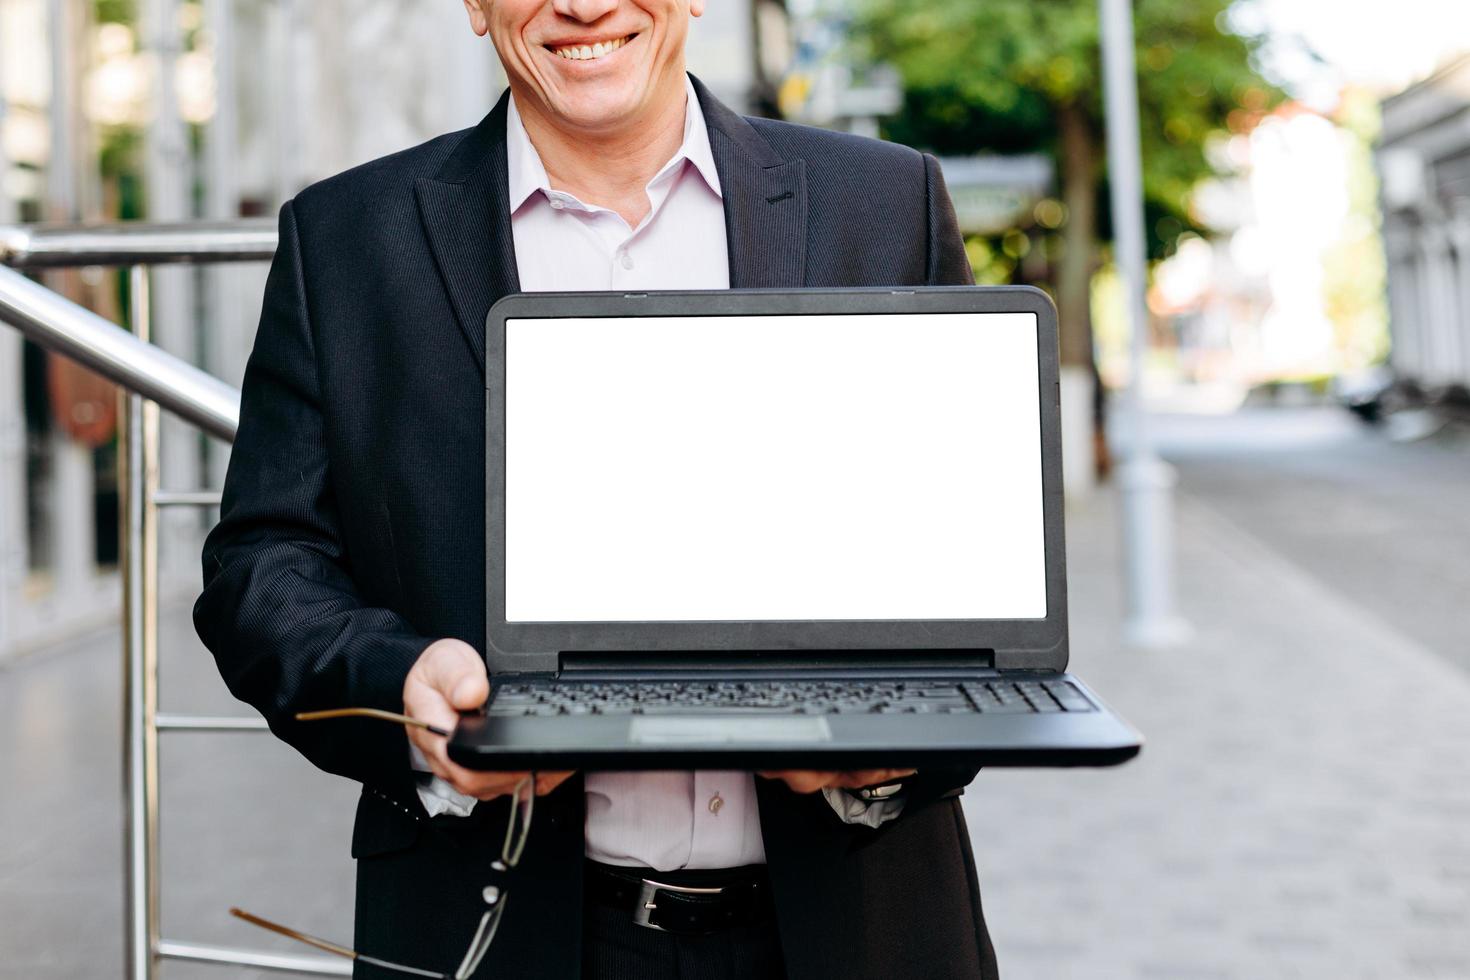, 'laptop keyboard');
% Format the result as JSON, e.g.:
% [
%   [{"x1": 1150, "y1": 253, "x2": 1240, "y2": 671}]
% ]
[{"x1": 486, "y1": 678, "x2": 1095, "y2": 717}]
